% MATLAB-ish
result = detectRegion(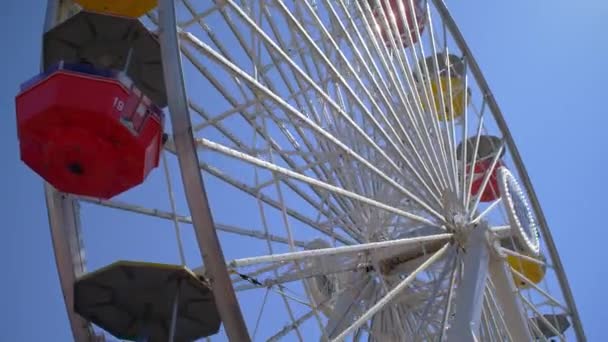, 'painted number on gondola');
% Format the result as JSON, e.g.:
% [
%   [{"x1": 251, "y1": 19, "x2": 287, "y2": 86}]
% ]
[{"x1": 113, "y1": 97, "x2": 125, "y2": 112}]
